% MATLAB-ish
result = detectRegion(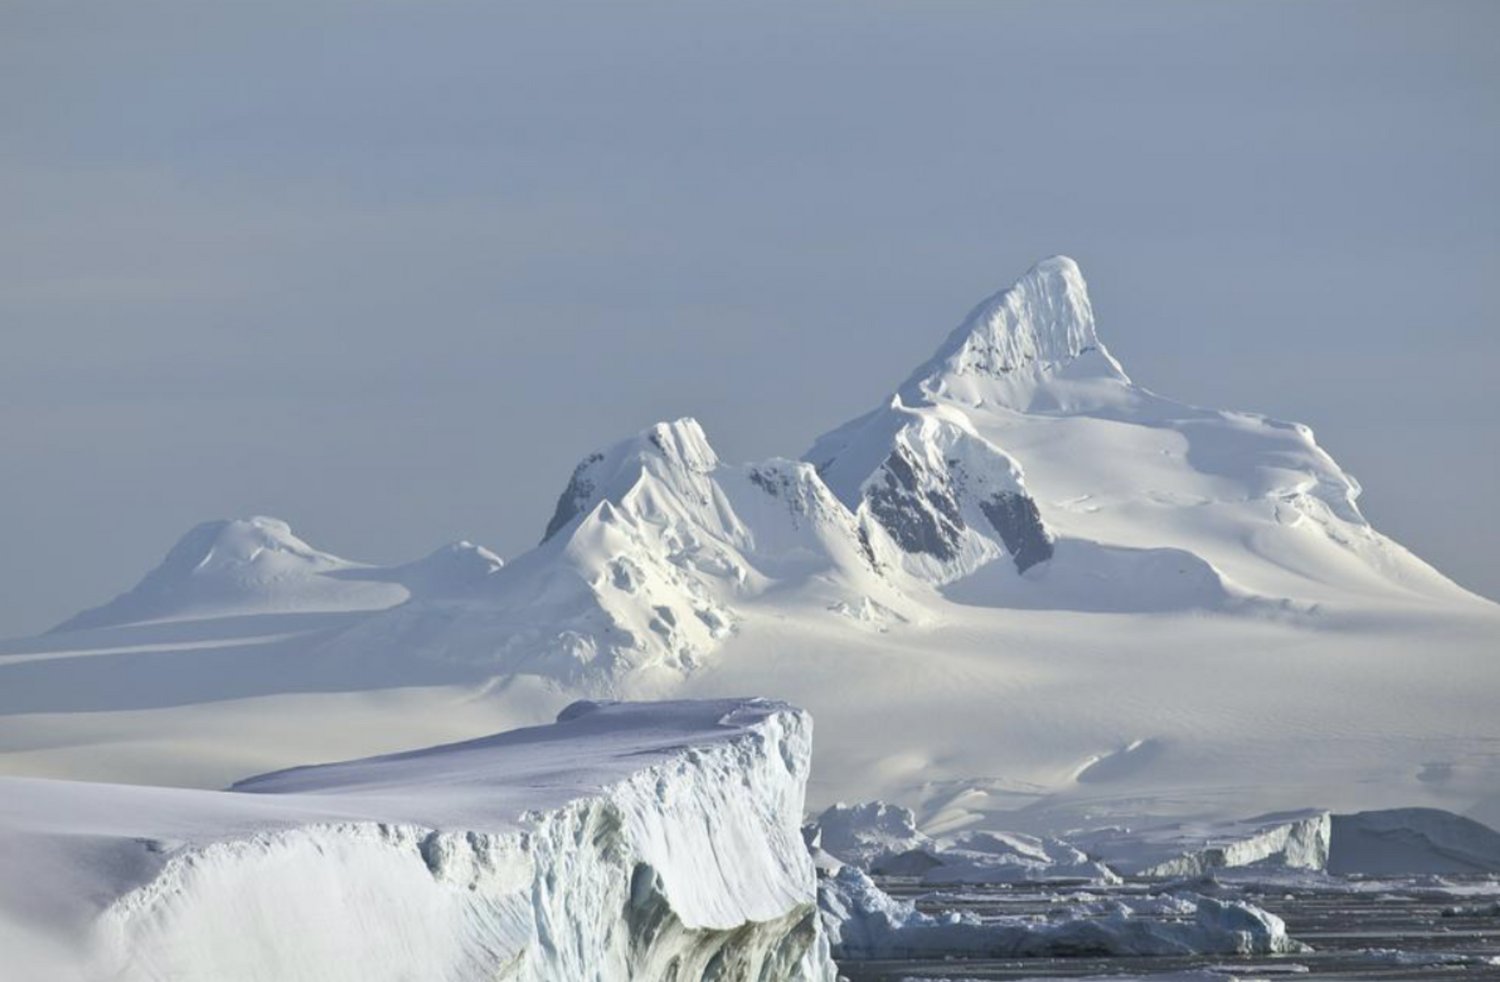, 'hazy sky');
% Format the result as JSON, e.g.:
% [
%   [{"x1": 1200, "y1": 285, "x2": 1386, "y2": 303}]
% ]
[{"x1": 2, "y1": 1, "x2": 1496, "y2": 636}]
